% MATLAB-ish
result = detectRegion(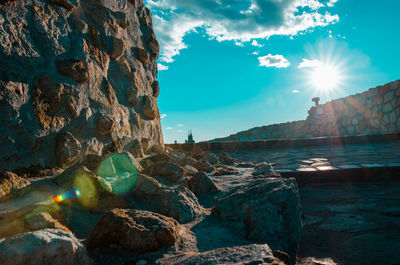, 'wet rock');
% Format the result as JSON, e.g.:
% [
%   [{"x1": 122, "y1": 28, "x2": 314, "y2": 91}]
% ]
[
  {"x1": 0, "y1": 171, "x2": 31, "y2": 202},
  {"x1": 218, "y1": 153, "x2": 236, "y2": 165},
  {"x1": 87, "y1": 209, "x2": 180, "y2": 253},
  {"x1": 0, "y1": 229, "x2": 92, "y2": 265},
  {"x1": 155, "y1": 244, "x2": 286, "y2": 265},
  {"x1": 212, "y1": 177, "x2": 302, "y2": 261},
  {"x1": 149, "y1": 162, "x2": 185, "y2": 183},
  {"x1": 55, "y1": 132, "x2": 81, "y2": 168},
  {"x1": 187, "y1": 172, "x2": 219, "y2": 196},
  {"x1": 55, "y1": 59, "x2": 88, "y2": 84}
]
